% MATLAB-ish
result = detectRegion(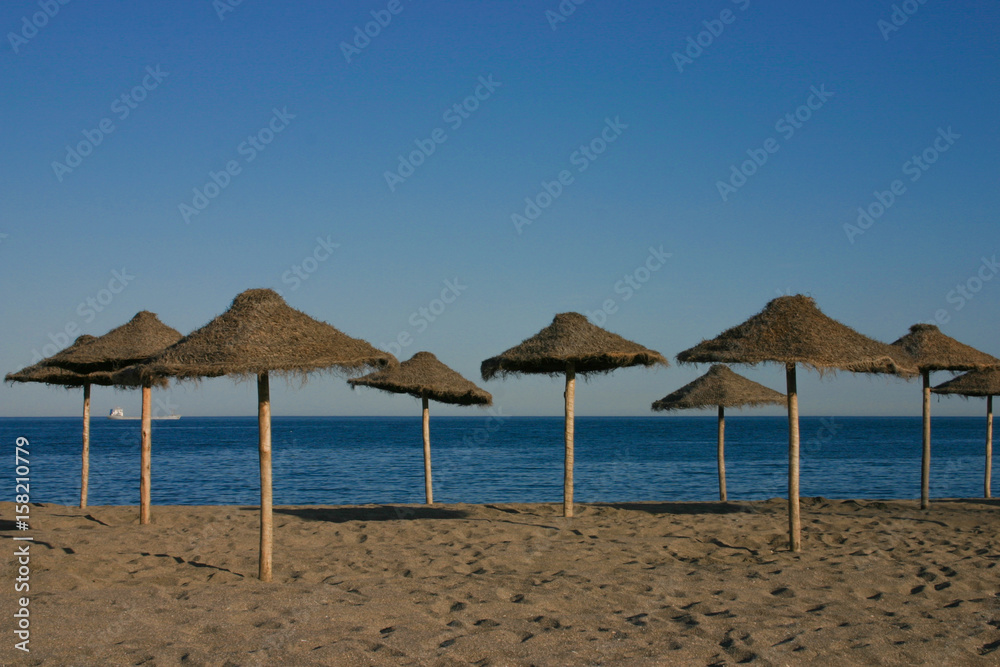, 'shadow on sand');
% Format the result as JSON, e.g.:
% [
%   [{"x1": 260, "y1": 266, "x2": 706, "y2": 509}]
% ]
[
  {"x1": 270, "y1": 505, "x2": 470, "y2": 523},
  {"x1": 935, "y1": 497, "x2": 1000, "y2": 509},
  {"x1": 597, "y1": 501, "x2": 761, "y2": 516}
]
